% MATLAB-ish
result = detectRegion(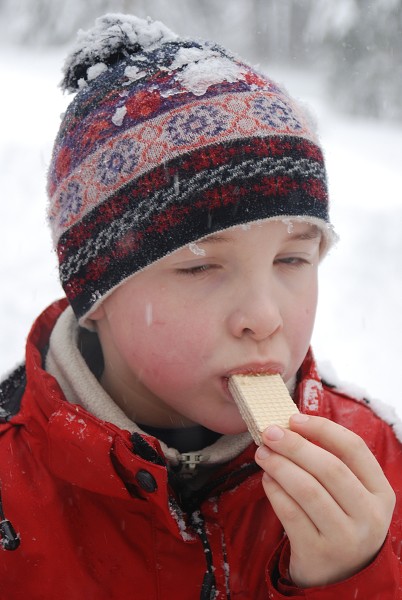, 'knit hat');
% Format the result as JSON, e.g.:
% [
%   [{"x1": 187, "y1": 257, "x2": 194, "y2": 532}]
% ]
[{"x1": 48, "y1": 13, "x2": 335, "y2": 326}]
